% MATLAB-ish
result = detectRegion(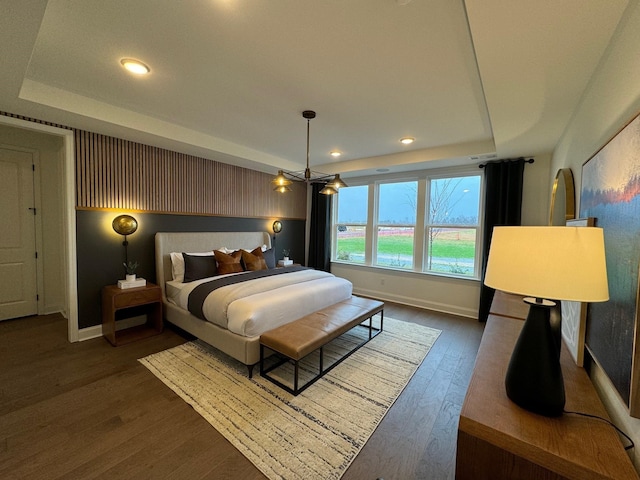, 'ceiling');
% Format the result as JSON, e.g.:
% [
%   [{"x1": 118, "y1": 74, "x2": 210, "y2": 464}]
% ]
[{"x1": 0, "y1": 0, "x2": 630, "y2": 178}]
